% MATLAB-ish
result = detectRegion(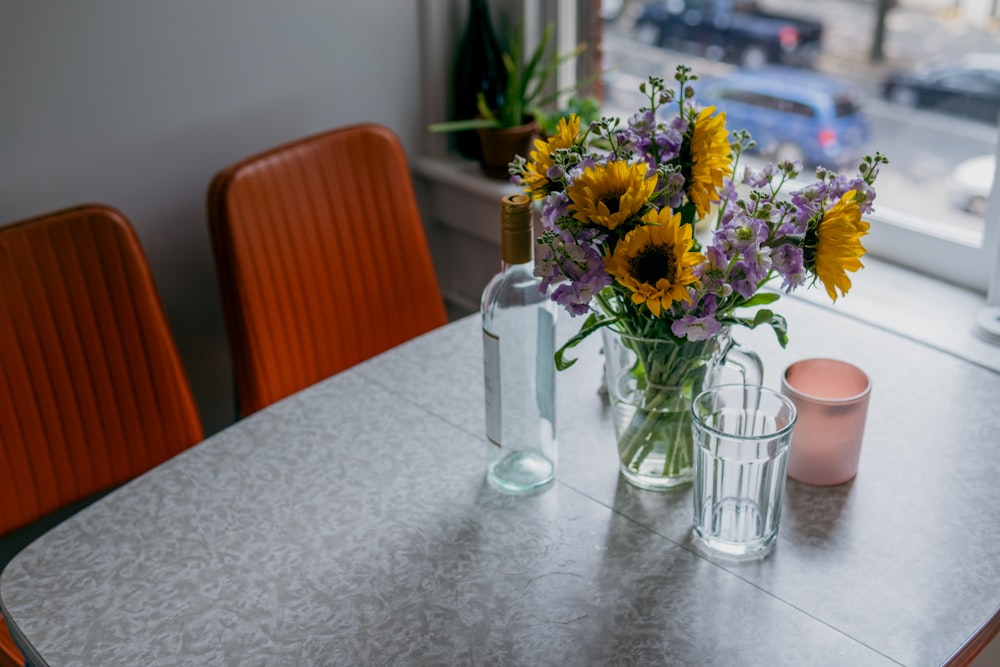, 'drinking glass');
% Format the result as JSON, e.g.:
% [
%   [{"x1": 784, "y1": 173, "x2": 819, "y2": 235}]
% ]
[{"x1": 691, "y1": 384, "x2": 797, "y2": 561}]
